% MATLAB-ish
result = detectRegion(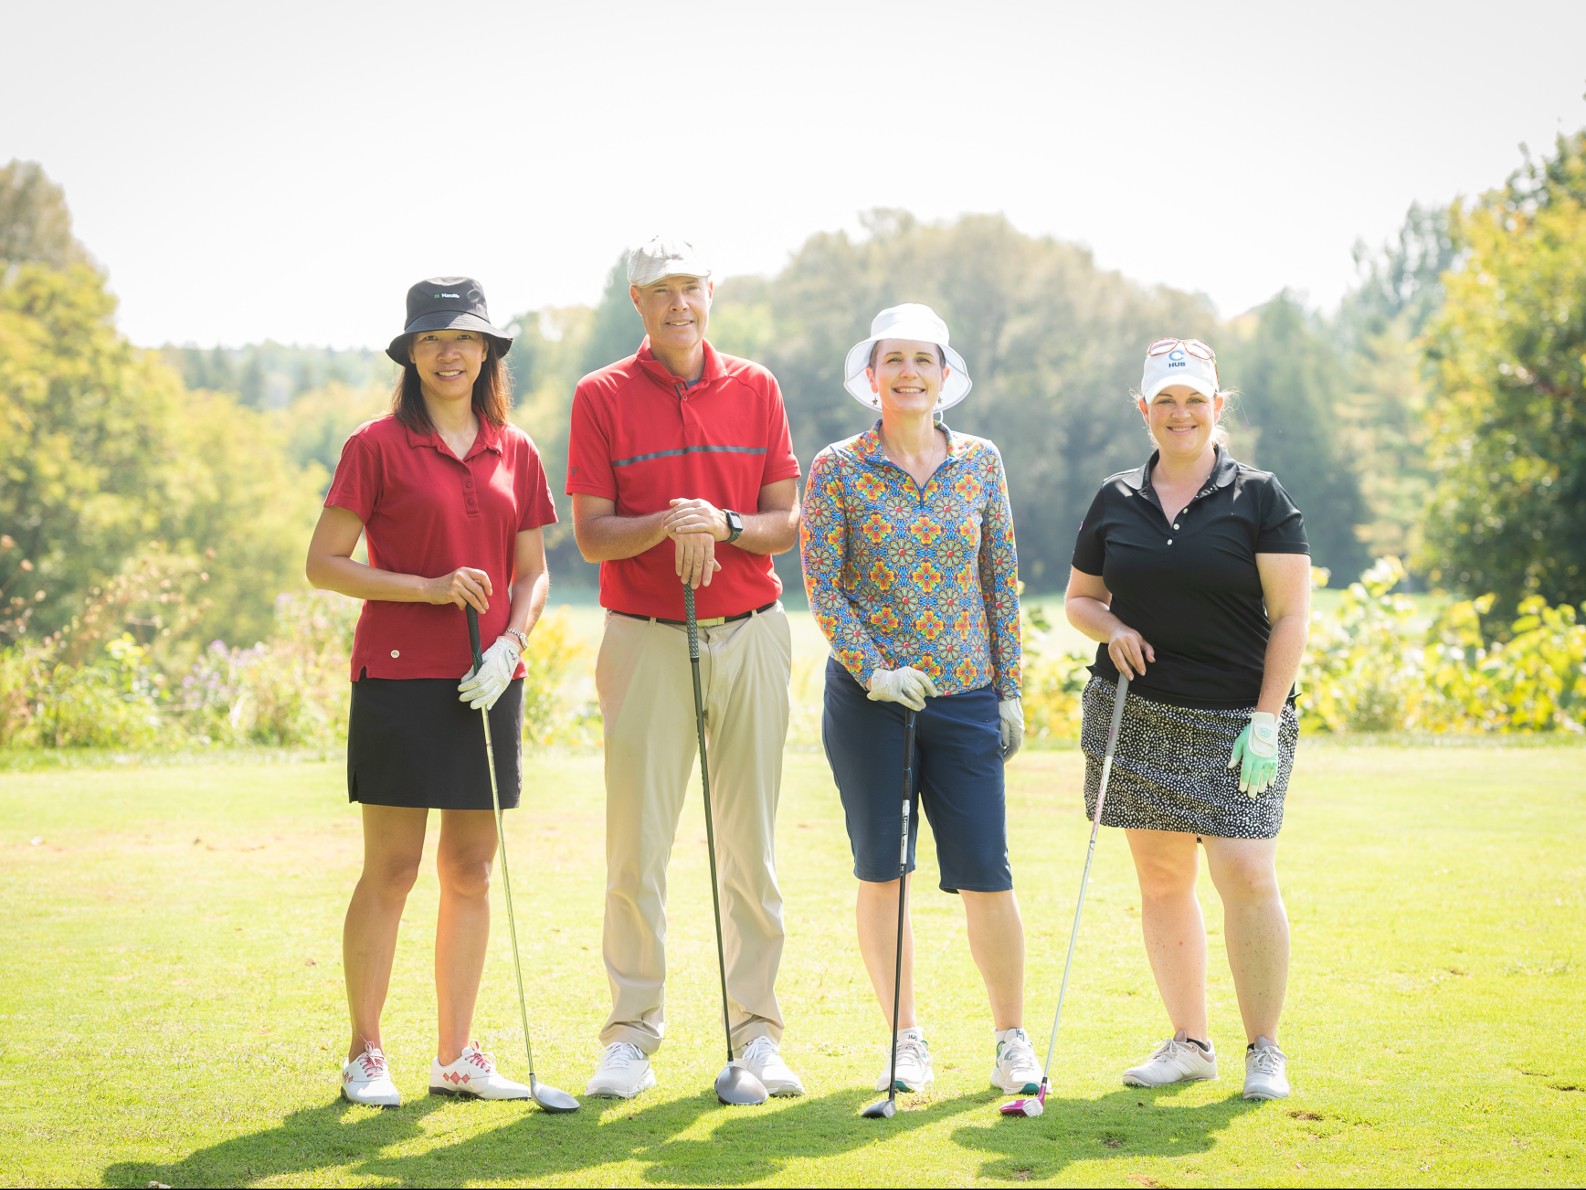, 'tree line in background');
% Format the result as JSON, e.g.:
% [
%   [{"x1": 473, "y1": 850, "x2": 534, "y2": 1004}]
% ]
[{"x1": 1, "y1": 136, "x2": 1583, "y2": 742}]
